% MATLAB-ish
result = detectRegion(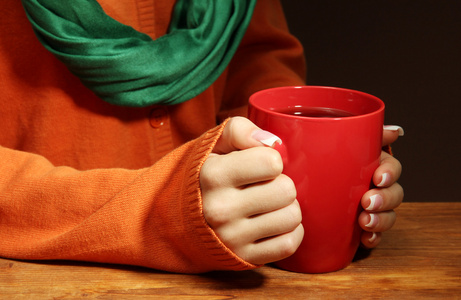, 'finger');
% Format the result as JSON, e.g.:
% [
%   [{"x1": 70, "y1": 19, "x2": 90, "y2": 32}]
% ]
[
  {"x1": 239, "y1": 224, "x2": 304, "y2": 265},
  {"x1": 213, "y1": 117, "x2": 280, "y2": 154},
  {"x1": 382, "y1": 125, "x2": 404, "y2": 147},
  {"x1": 361, "y1": 231, "x2": 382, "y2": 249},
  {"x1": 358, "y1": 210, "x2": 397, "y2": 233},
  {"x1": 373, "y1": 151, "x2": 402, "y2": 187},
  {"x1": 217, "y1": 200, "x2": 302, "y2": 251},
  {"x1": 202, "y1": 174, "x2": 296, "y2": 228},
  {"x1": 362, "y1": 182, "x2": 404, "y2": 213},
  {"x1": 201, "y1": 147, "x2": 283, "y2": 188},
  {"x1": 239, "y1": 174, "x2": 297, "y2": 217},
  {"x1": 246, "y1": 199, "x2": 302, "y2": 241}
]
